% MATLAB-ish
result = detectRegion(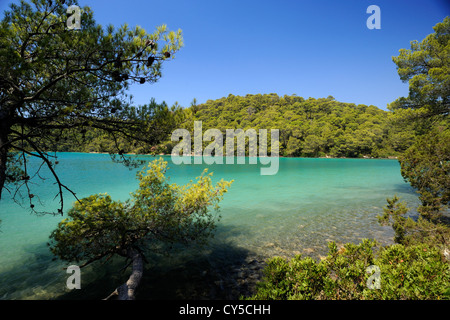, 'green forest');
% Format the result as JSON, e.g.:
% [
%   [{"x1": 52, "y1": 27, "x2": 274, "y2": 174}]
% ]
[
  {"x1": 172, "y1": 94, "x2": 419, "y2": 158},
  {"x1": 57, "y1": 93, "x2": 423, "y2": 159}
]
